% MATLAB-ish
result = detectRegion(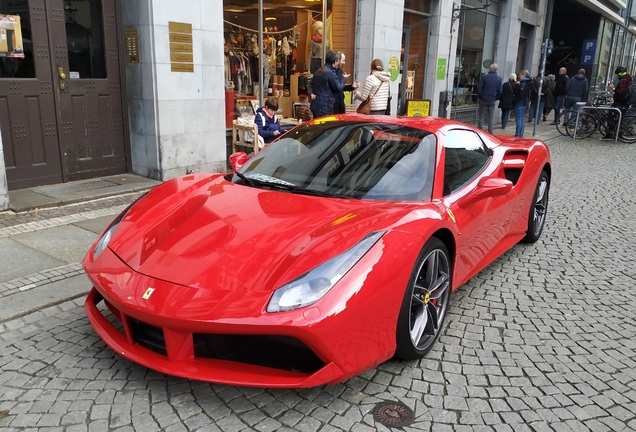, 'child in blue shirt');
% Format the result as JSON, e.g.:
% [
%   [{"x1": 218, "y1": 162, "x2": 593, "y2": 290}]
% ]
[{"x1": 255, "y1": 98, "x2": 284, "y2": 143}]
